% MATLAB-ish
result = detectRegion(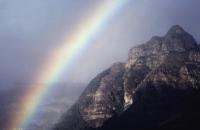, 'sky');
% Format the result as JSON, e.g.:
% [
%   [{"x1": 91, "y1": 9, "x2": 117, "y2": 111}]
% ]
[{"x1": 0, "y1": 0, "x2": 200, "y2": 87}]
